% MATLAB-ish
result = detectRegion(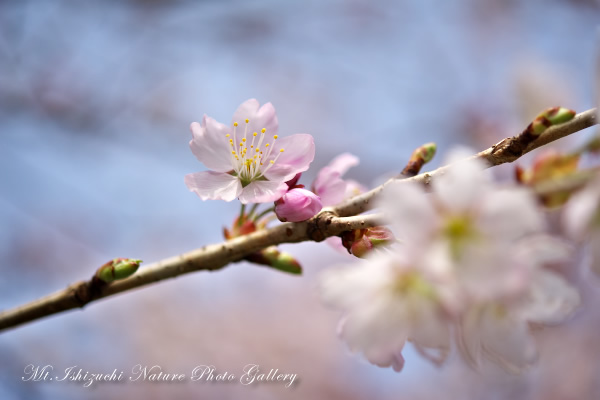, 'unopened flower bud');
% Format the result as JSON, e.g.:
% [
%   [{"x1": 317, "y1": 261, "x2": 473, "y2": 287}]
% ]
[
  {"x1": 275, "y1": 188, "x2": 322, "y2": 222},
  {"x1": 223, "y1": 215, "x2": 257, "y2": 239},
  {"x1": 341, "y1": 226, "x2": 395, "y2": 258},
  {"x1": 402, "y1": 142, "x2": 437, "y2": 177},
  {"x1": 542, "y1": 107, "x2": 576, "y2": 126},
  {"x1": 95, "y1": 258, "x2": 142, "y2": 283},
  {"x1": 527, "y1": 107, "x2": 576, "y2": 136},
  {"x1": 246, "y1": 246, "x2": 302, "y2": 274}
]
